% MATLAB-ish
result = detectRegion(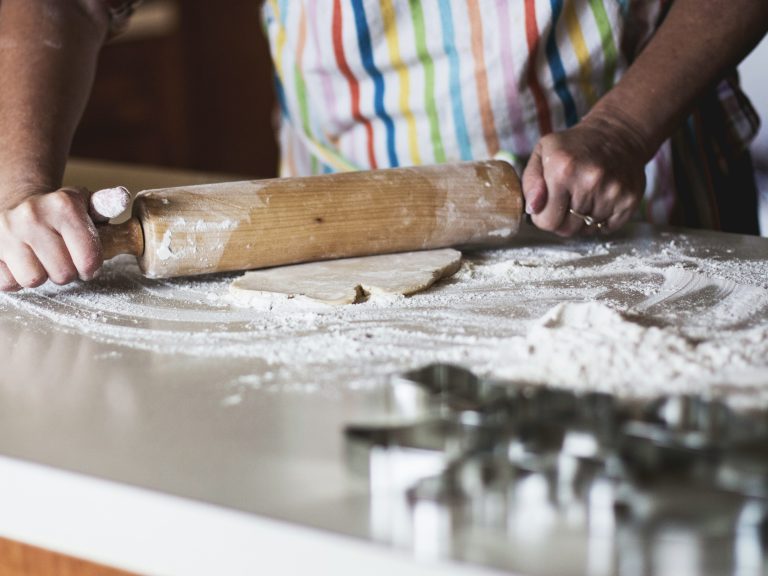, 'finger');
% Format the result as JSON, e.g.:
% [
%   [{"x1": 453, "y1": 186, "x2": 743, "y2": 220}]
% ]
[
  {"x1": 90, "y1": 186, "x2": 131, "y2": 223},
  {"x1": 599, "y1": 212, "x2": 624, "y2": 235},
  {"x1": 46, "y1": 189, "x2": 103, "y2": 281},
  {"x1": 601, "y1": 201, "x2": 637, "y2": 234},
  {"x1": 28, "y1": 228, "x2": 79, "y2": 285},
  {"x1": 531, "y1": 187, "x2": 570, "y2": 233},
  {"x1": 3, "y1": 244, "x2": 48, "y2": 288},
  {"x1": 555, "y1": 195, "x2": 594, "y2": 237},
  {"x1": 0, "y1": 260, "x2": 21, "y2": 292},
  {"x1": 531, "y1": 152, "x2": 572, "y2": 232},
  {"x1": 521, "y1": 144, "x2": 547, "y2": 215},
  {"x1": 58, "y1": 215, "x2": 102, "y2": 281},
  {"x1": 590, "y1": 183, "x2": 638, "y2": 235},
  {"x1": 597, "y1": 194, "x2": 636, "y2": 234},
  {"x1": 590, "y1": 209, "x2": 615, "y2": 235},
  {"x1": 570, "y1": 167, "x2": 604, "y2": 237},
  {"x1": 60, "y1": 186, "x2": 92, "y2": 210}
]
